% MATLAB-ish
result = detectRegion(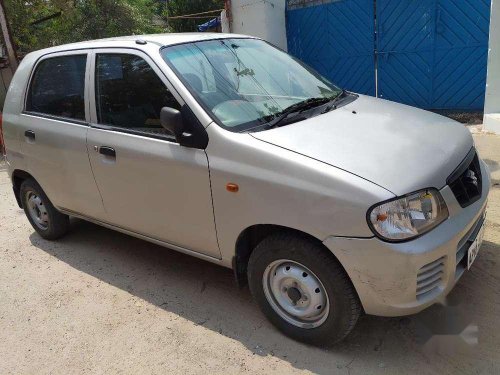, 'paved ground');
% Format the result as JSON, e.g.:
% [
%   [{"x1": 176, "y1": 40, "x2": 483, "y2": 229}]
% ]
[{"x1": 0, "y1": 133, "x2": 499, "y2": 375}]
